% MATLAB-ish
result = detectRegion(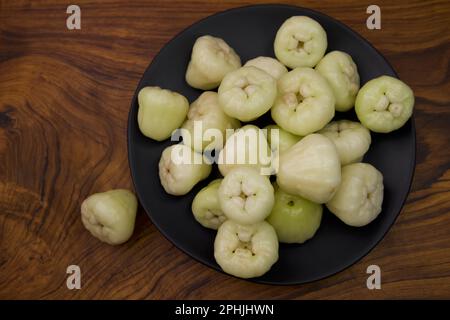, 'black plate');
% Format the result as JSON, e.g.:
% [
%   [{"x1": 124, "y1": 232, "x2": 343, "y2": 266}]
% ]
[{"x1": 127, "y1": 4, "x2": 415, "y2": 285}]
